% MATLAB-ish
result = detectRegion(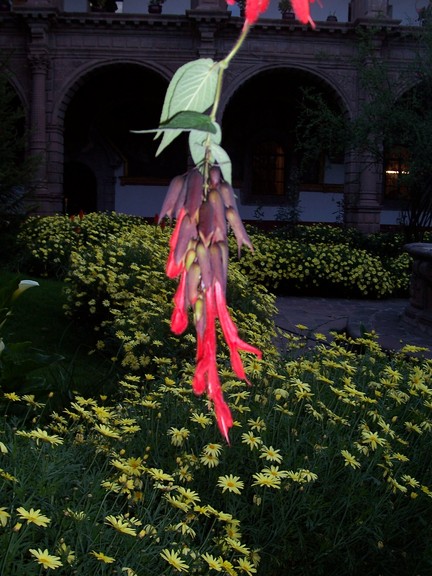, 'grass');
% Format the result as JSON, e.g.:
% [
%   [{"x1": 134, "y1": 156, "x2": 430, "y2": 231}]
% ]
[{"x1": 1, "y1": 270, "x2": 118, "y2": 399}]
